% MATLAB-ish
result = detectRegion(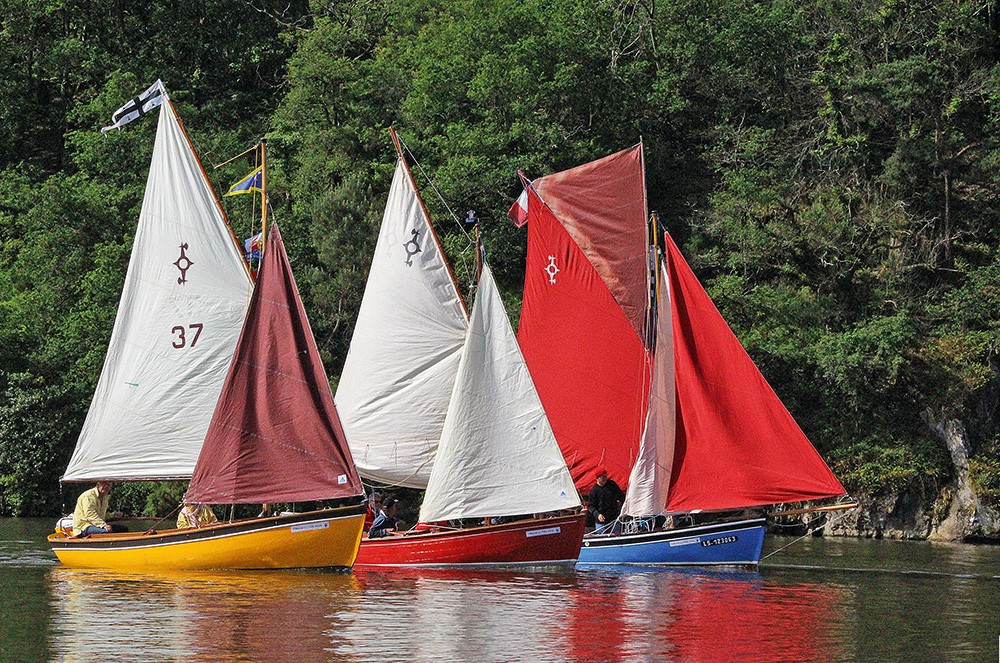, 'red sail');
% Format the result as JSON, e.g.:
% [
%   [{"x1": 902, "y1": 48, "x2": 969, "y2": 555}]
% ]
[
  {"x1": 187, "y1": 223, "x2": 363, "y2": 504},
  {"x1": 533, "y1": 145, "x2": 649, "y2": 338},
  {"x1": 663, "y1": 231, "x2": 846, "y2": 510},
  {"x1": 517, "y1": 186, "x2": 650, "y2": 493}
]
